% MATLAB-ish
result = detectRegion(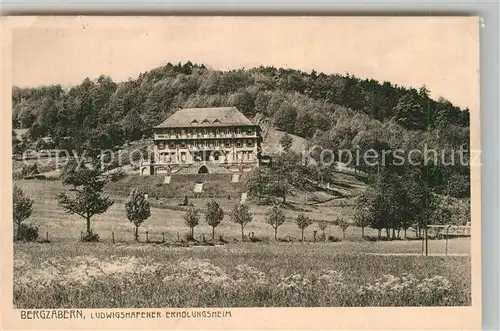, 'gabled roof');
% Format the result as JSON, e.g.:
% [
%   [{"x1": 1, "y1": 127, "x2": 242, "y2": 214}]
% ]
[{"x1": 154, "y1": 107, "x2": 255, "y2": 128}]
